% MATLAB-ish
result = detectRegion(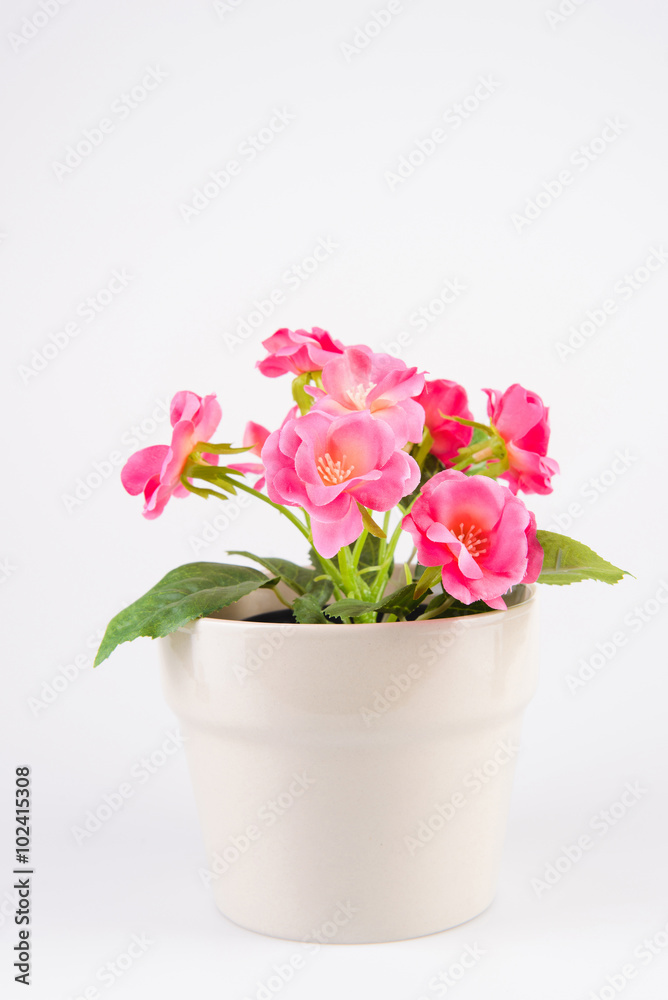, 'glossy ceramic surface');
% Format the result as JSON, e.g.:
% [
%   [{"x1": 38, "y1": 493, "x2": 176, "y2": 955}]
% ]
[{"x1": 159, "y1": 585, "x2": 539, "y2": 943}]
